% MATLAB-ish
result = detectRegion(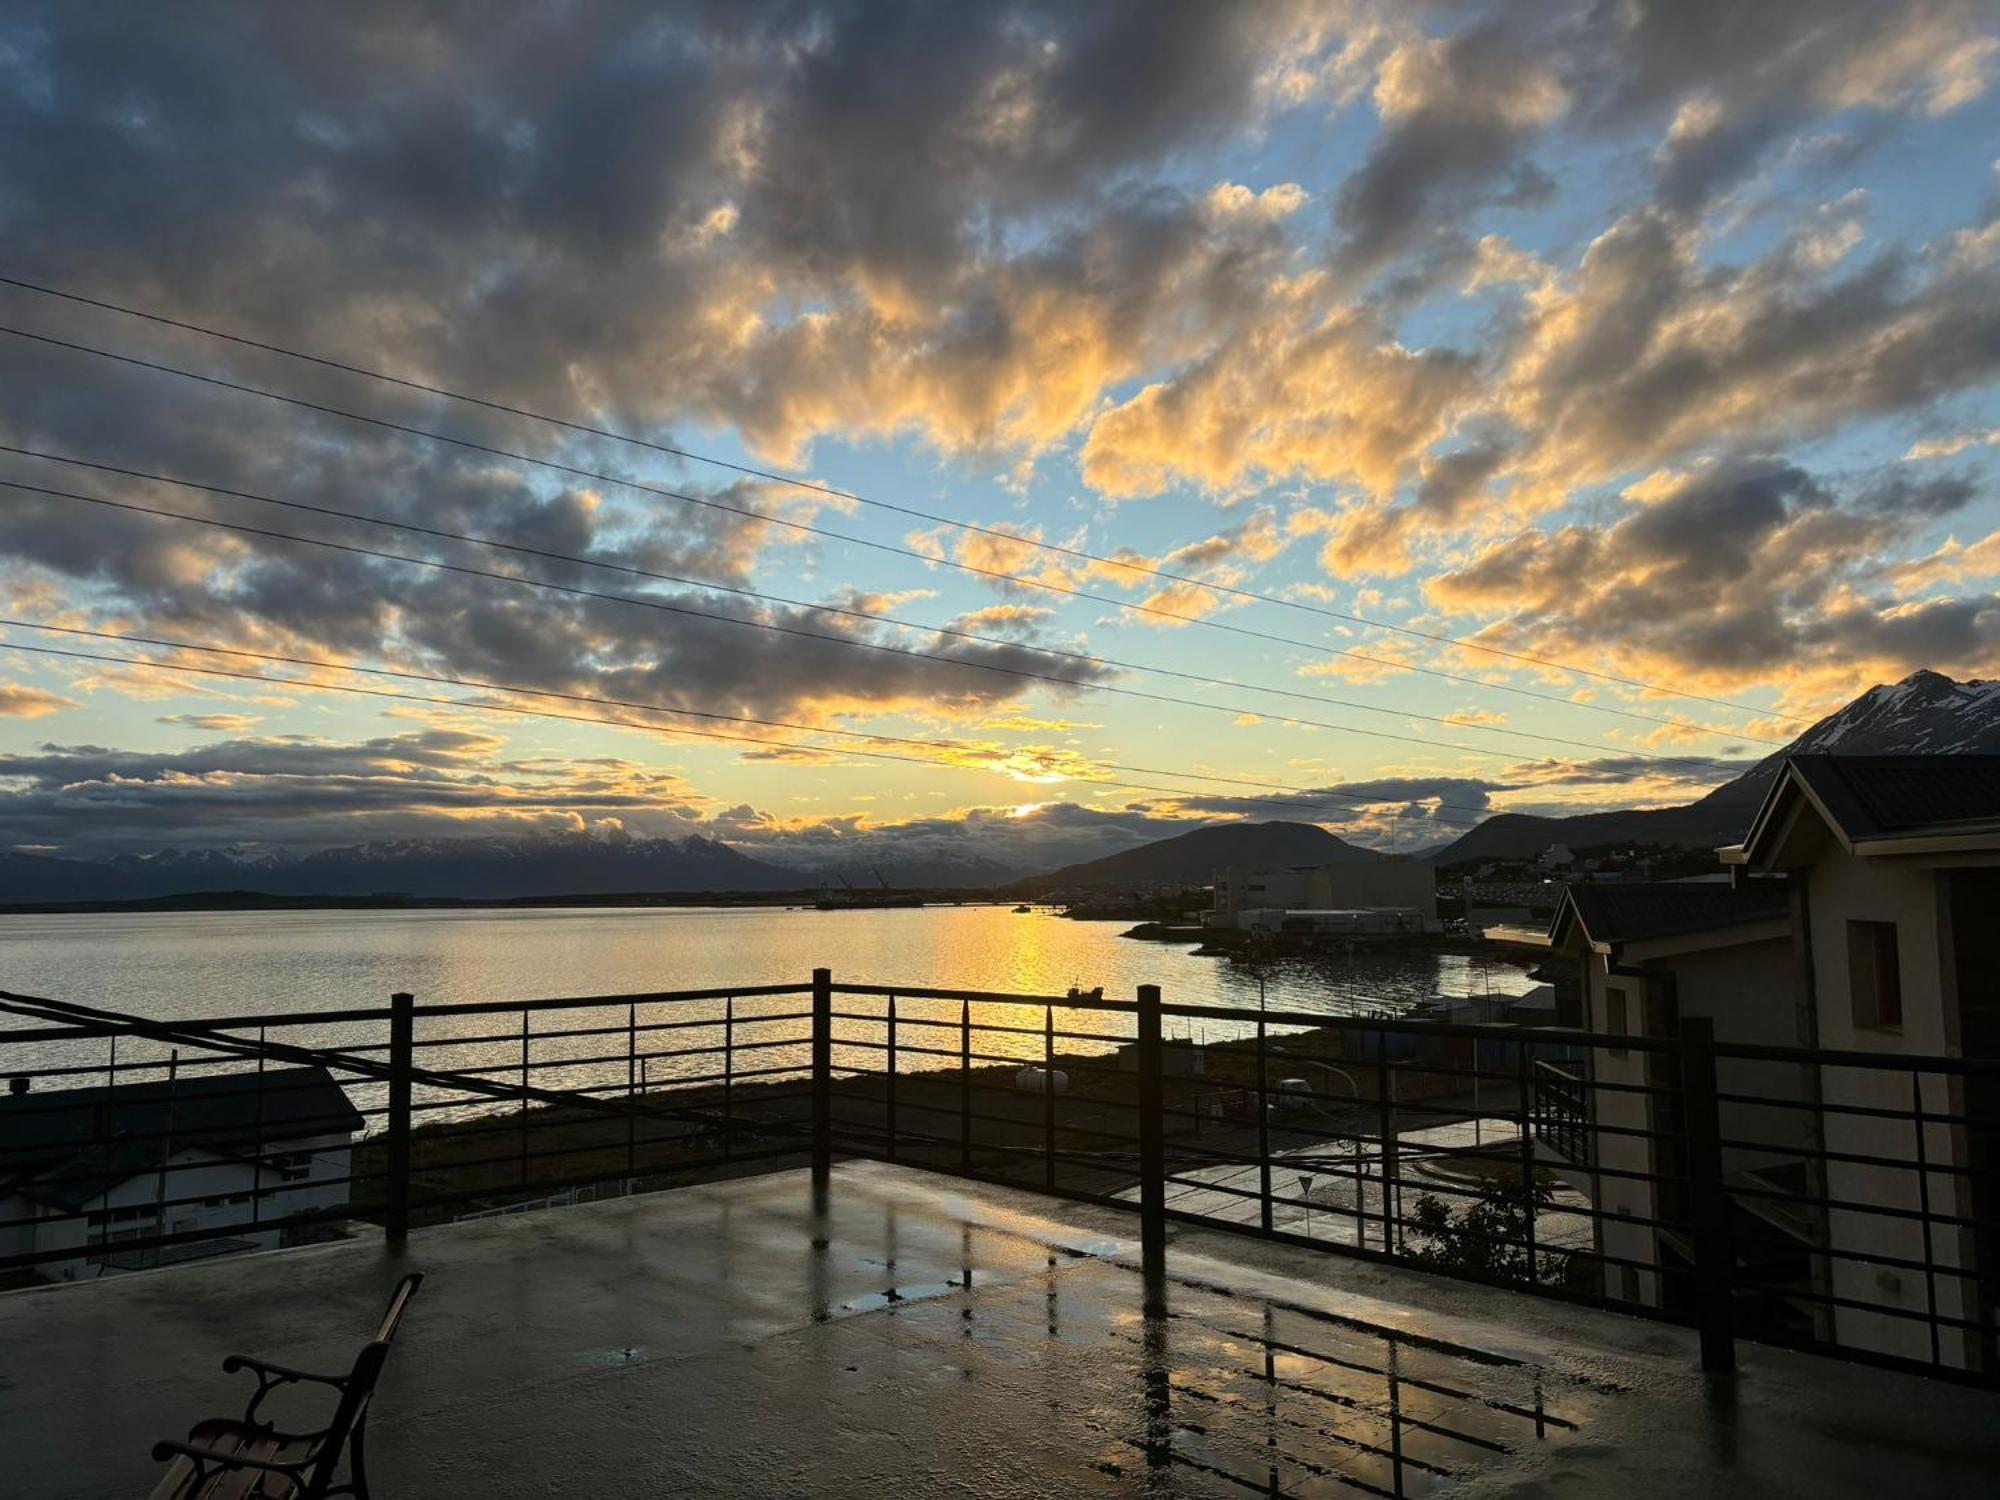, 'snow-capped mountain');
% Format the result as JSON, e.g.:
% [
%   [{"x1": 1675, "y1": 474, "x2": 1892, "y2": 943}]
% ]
[
  {"x1": 1432, "y1": 669, "x2": 2000, "y2": 863},
  {"x1": 1731, "y1": 669, "x2": 2000, "y2": 784}
]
